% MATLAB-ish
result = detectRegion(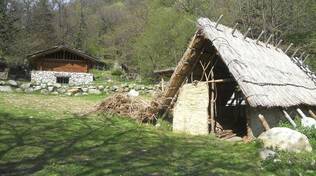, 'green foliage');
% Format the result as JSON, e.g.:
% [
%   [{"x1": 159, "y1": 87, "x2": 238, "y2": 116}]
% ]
[
  {"x1": 134, "y1": 4, "x2": 195, "y2": 75},
  {"x1": 111, "y1": 69, "x2": 123, "y2": 76}
]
